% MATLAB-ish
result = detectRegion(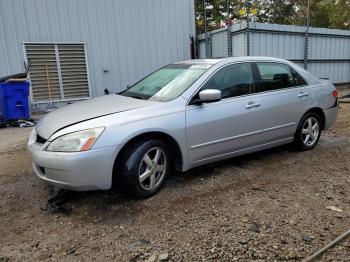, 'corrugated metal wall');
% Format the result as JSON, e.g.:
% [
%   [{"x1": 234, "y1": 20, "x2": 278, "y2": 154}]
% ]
[
  {"x1": 197, "y1": 21, "x2": 350, "y2": 84},
  {"x1": 210, "y1": 28, "x2": 228, "y2": 58},
  {"x1": 0, "y1": 0, "x2": 195, "y2": 100}
]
